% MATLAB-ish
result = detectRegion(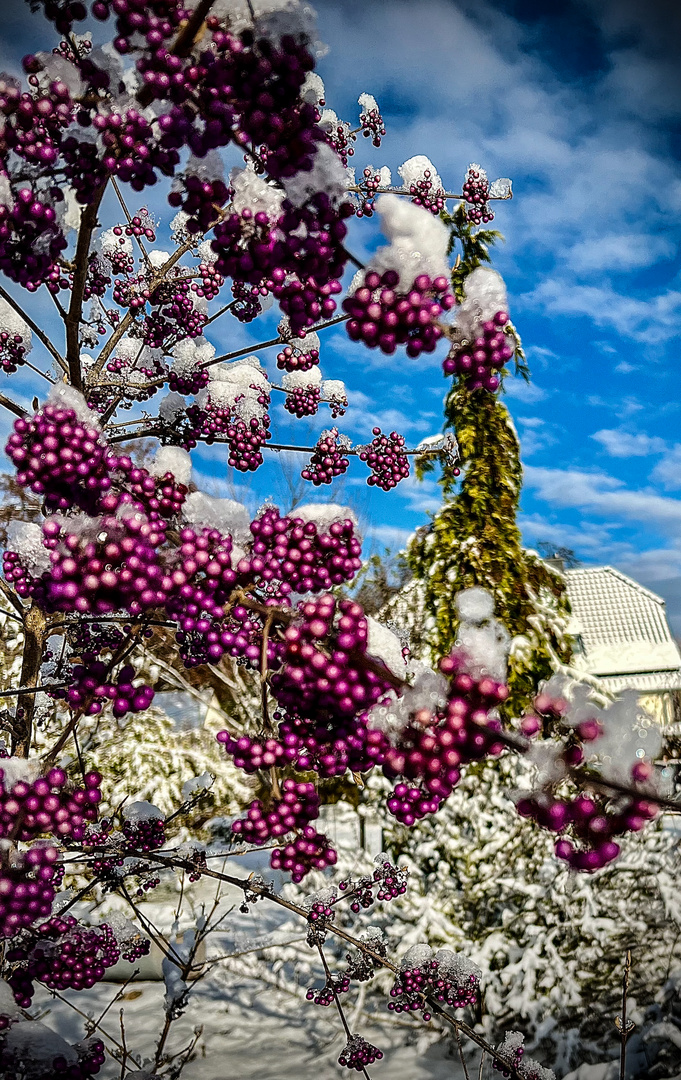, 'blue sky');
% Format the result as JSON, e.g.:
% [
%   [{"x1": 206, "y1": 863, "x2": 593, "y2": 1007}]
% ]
[{"x1": 1, "y1": 0, "x2": 681, "y2": 632}]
